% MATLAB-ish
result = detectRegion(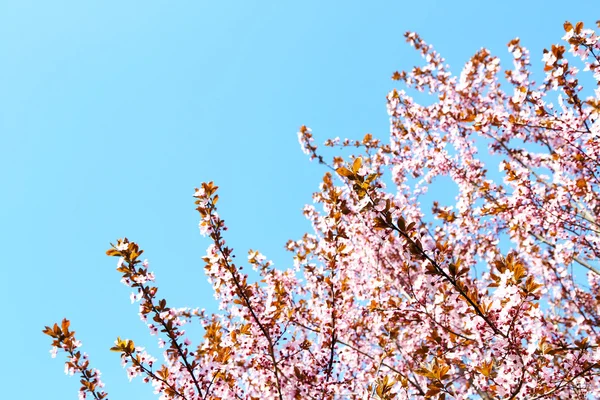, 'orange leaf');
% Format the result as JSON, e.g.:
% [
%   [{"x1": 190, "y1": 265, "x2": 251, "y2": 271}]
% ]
[
  {"x1": 336, "y1": 167, "x2": 354, "y2": 178},
  {"x1": 352, "y1": 157, "x2": 362, "y2": 174}
]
